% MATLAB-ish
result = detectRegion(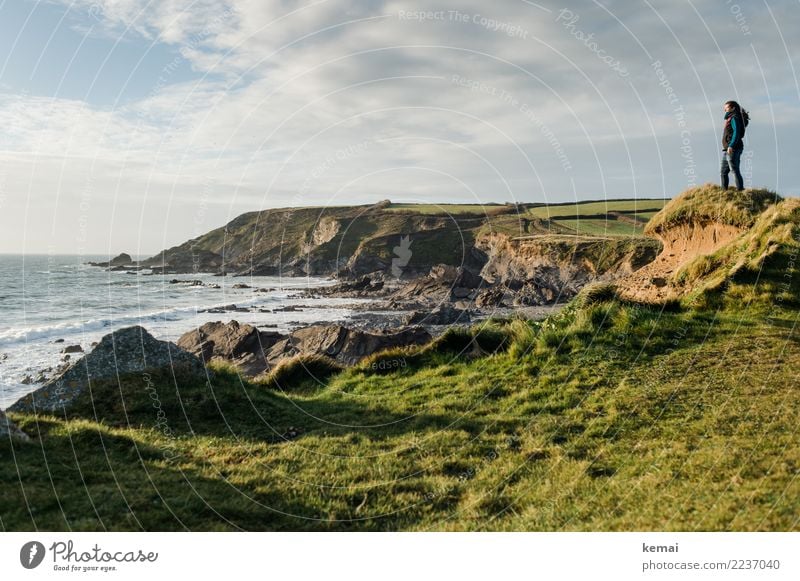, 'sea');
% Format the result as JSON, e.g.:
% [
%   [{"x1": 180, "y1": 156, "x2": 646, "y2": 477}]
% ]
[{"x1": 0, "y1": 254, "x2": 380, "y2": 409}]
